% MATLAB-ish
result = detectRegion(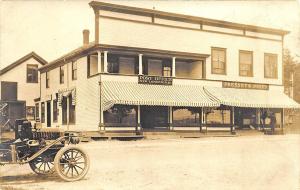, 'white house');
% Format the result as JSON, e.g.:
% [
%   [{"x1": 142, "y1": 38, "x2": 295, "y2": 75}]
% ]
[
  {"x1": 37, "y1": 1, "x2": 299, "y2": 134},
  {"x1": 0, "y1": 52, "x2": 47, "y2": 125}
]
